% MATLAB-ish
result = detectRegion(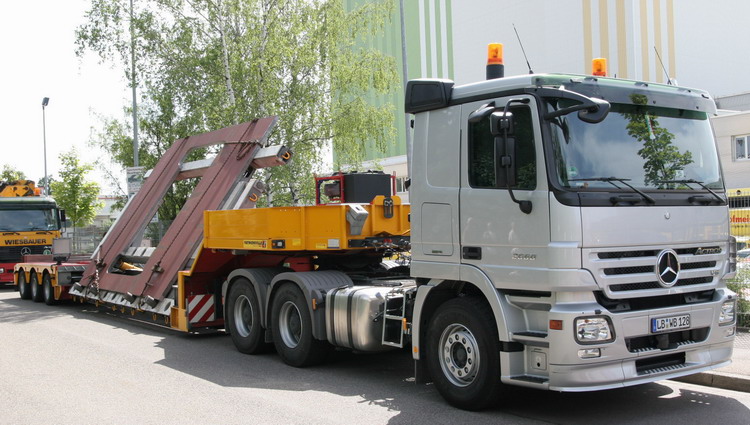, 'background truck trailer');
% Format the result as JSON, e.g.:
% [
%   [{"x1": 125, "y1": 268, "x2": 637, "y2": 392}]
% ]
[
  {"x1": 0, "y1": 180, "x2": 64, "y2": 284},
  {"x1": 15, "y1": 47, "x2": 738, "y2": 411}
]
